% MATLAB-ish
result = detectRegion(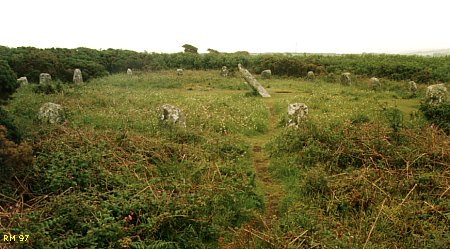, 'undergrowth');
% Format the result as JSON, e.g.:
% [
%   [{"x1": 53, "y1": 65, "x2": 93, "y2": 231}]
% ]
[{"x1": 261, "y1": 120, "x2": 449, "y2": 248}]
